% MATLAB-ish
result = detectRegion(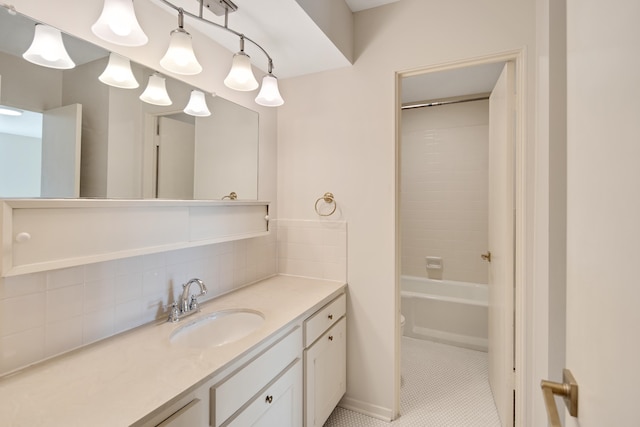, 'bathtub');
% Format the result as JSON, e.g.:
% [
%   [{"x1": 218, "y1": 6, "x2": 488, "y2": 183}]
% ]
[{"x1": 400, "y1": 275, "x2": 488, "y2": 352}]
